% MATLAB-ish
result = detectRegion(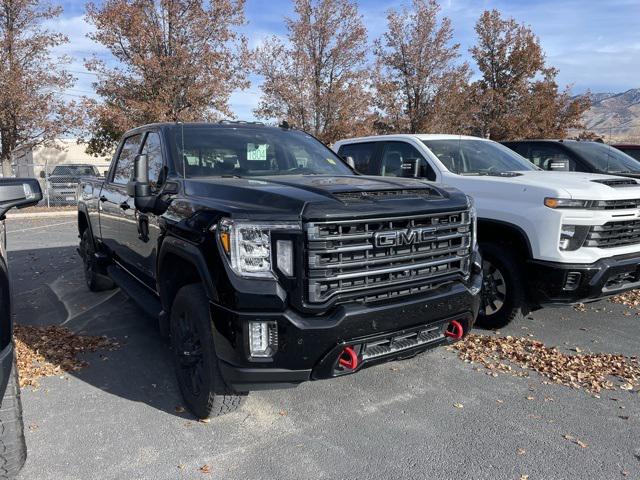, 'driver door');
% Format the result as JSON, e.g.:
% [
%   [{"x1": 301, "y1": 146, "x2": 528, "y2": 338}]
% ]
[{"x1": 119, "y1": 130, "x2": 165, "y2": 287}]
